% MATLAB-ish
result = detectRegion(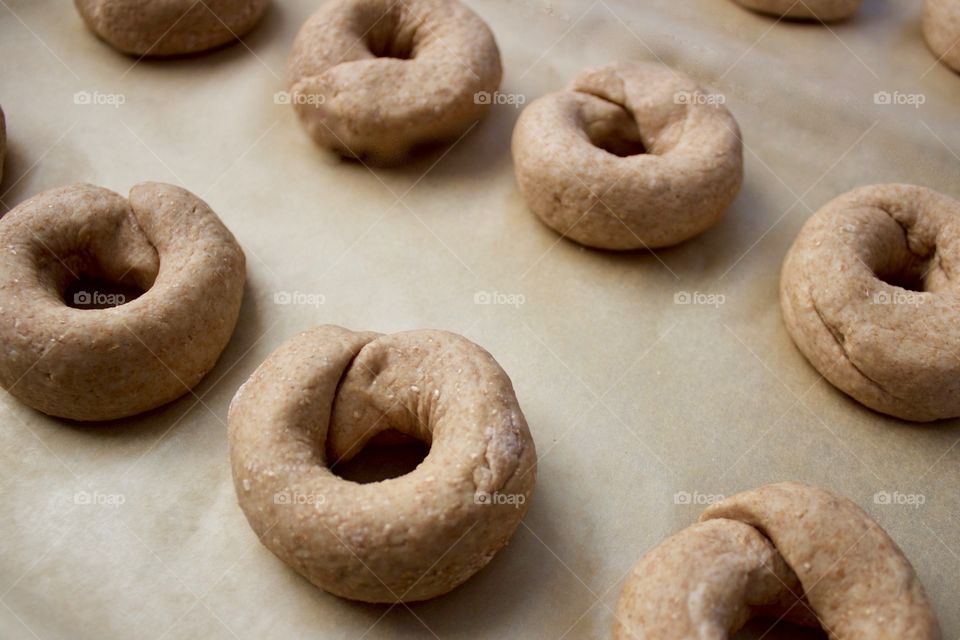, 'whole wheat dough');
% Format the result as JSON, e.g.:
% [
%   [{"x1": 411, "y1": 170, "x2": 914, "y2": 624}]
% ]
[
  {"x1": 780, "y1": 184, "x2": 960, "y2": 421},
  {"x1": 923, "y1": 0, "x2": 960, "y2": 73},
  {"x1": 0, "y1": 182, "x2": 246, "y2": 421},
  {"x1": 75, "y1": 0, "x2": 269, "y2": 56},
  {"x1": 228, "y1": 326, "x2": 537, "y2": 603},
  {"x1": 512, "y1": 61, "x2": 743, "y2": 250},
  {"x1": 614, "y1": 482, "x2": 941, "y2": 639},
  {"x1": 287, "y1": 0, "x2": 502, "y2": 165}
]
